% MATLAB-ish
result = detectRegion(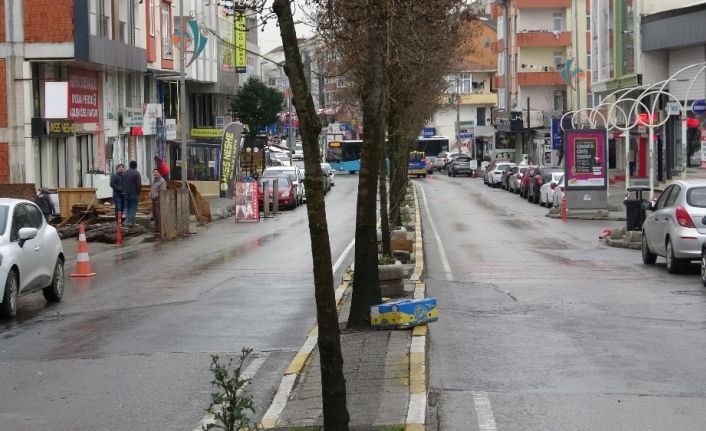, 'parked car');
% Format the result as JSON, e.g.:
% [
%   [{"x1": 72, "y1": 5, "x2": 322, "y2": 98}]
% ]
[
  {"x1": 486, "y1": 162, "x2": 516, "y2": 187},
  {"x1": 519, "y1": 166, "x2": 538, "y2": 198},
  {"x1": 425, "y1": 156, "x2": 436, "y2": 174},
  {"x1": 643, "y1": 181, "x2": 706, "y2": 273},
  {"x1": 552, "y1": 175, "x2": 566, "y2": 208},
  {"x1": 447, "y1": 155, "x2": 473, "y2": 177},
  {"x1": 538, "y1": 173, "x2": 564, "y2": 207},
  {"x1": 258, "y1": 175, "x2": 298, "y2": 210},
  {"x1": 0, "y1": 199, "x2": 65, "y2": 318},
  {"x1": 508, "y1": 166, "x2": 529, "y2": 193},
  {"x1": 444, "y1": 152, "x2": 466, "y2": 170},
  {"x1": 321, "y1": 163, "x2": 335, "y2": 189},
  {"x1": 528, "y1": 167, "x2": 563, "y2": 204},
  {"x1": 501, "y1": 166, "x2": 519, "y2": 190},
  {"x1": 268, "y1": 152, "x2": 291, "y2": 167},
  {"x1": 263, "y1": 166, "x2": 305, "y2": 206},
  {"x1": 433, "y1": 152, "x2": 451, "y2": 171},
  {"x1": 291, "y1": 143, "x2": 304, "y2": 161}
]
